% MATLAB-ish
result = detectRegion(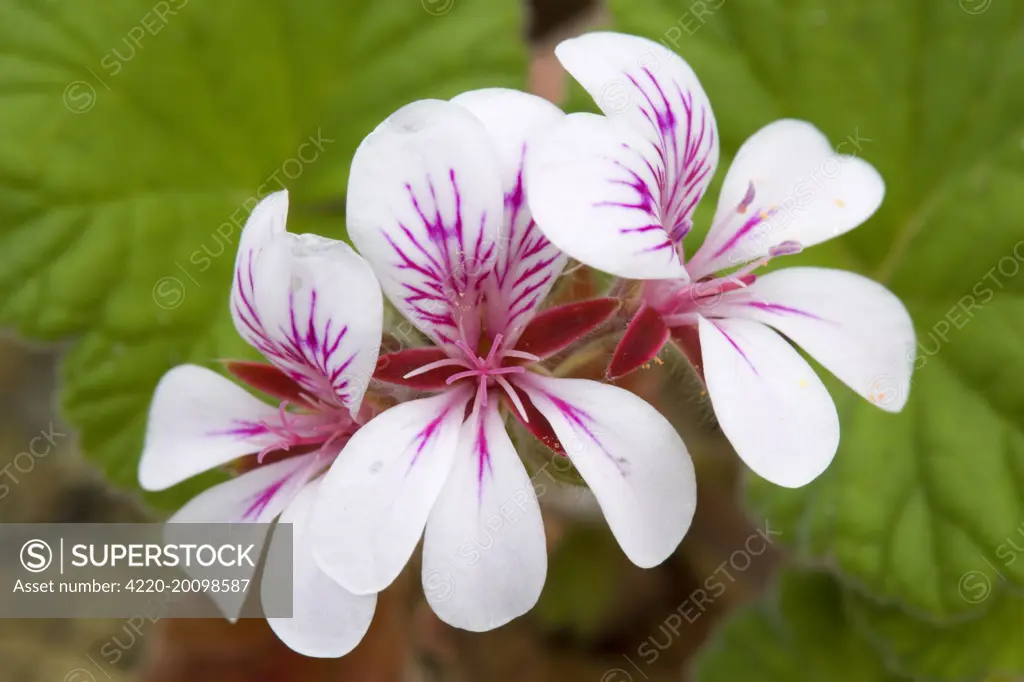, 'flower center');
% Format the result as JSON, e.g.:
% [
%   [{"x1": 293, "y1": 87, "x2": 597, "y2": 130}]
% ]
[
  {"x1": 402, "y1": 333, "x2": 540, "y2": 420},
  {"x1": 449, "y1": 333, "x2": 539, "y2": 418},
  {"x1": 645, "y1": 240, "x2": 803, "y2": 325},
  {"x1": 253, "y1": 399, "x2": 359, "y2": 465}
]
